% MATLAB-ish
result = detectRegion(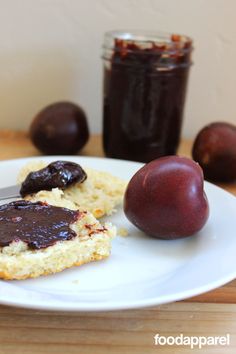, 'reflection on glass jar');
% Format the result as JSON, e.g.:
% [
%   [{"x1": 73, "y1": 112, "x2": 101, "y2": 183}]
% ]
[{"x1": 102, "y1": 30, "x2": 193, "y2": 162}]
